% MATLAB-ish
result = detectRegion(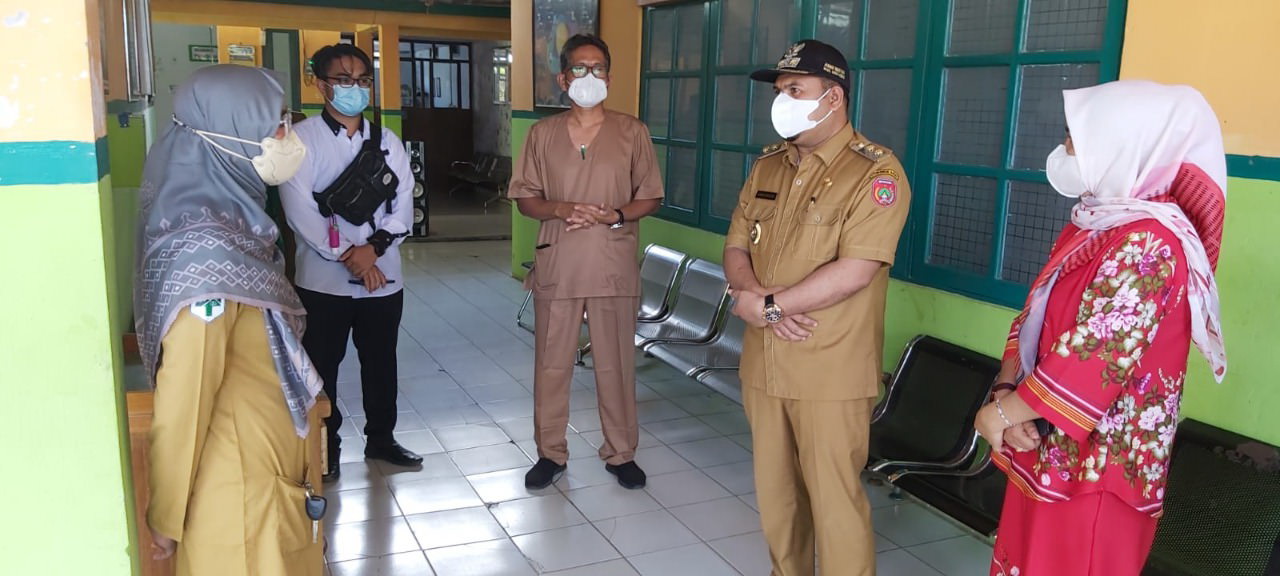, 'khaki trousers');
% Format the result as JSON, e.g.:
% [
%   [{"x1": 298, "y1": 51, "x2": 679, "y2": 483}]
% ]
[
  {"x1": 743, "y1": 385, "x2": 877, "y2": 576},
  {"x1": 533, "y1": 296, "x2": 639, "y2": 465}
]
